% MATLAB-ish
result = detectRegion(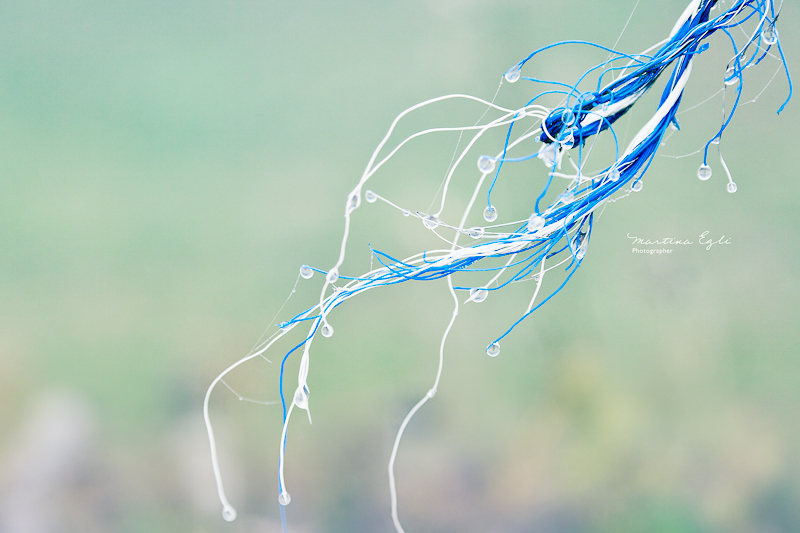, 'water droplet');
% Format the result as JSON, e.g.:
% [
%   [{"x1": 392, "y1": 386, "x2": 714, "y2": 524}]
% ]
[
  {"x1": 402, "y1": 209, "x2": 410, "y2": 217},
  {"x1": 470, "y1": 288, "x2": 488, "y2": 303},
  {"x1": 486, "y1": 342, "x2": 500, "y2": 357},
  {"x1": 697, "y1": 164, "x2": 712, "y2": 181},
  {"x1": 528, "y1": 214, "x2": 545, "y2": 231},
  {"x1": 632, "y1": 180, "x2": 643, "y2": 192},
  {"x1": 279, "y1": 321, "x2": 289, "y2": 330},
  {"x1": 468, "y1": 227, "x2": 484, "y2": 239},
  {"x1": 365, "y1": 190, "x2": 377, "y2": 203},
  {"x1": 504, "y1": 64, "x2": 521, "y2": 83},
  {"x1": 321, "y1": 323, "x2": 334, "y2": 337},
  {"x1": 532, "y1": 272, "x2": 541, "y2": 282},
  {"x1": 538, "y1": 143, "x2": 557, "y2": 168},
  {"x1": 300, "y1": 265, "x2": 313, "y2": 279},
  {"x1": 293, "y1": 385, "x2": 310, "y2": 409},
  {"x1": 724, "y1": 66, "x2": 738, "y2": 86},
  {"x1": 576, "y1": 232, "x2": 589, "y2": 260},
  {"x1": 559, "y1": 130, "x2": 575, "y2": 149},
  {"x1": 561, "y1": 108, "x2": 575, "y2": 127},
  {"x1": 711, "y1": 137, "x2": 720, "y2": 145},
  {"x1": 222, "y1": 506, "x2": 237, "y2": 522},
  {"x1": 348, "y1": 192, "x2": 359, "y2": 211},
  {"x1": 608, "y1": 167, "x2": 620, "y2": 182},
  {"x1": 561, "y1": 190, "x2": 574, "y2": 204},
  {"x1": 483, "y1": 205, "x2": 498, "y2": 222},
  {"x1": 477, "y1": 155, "x2": 496, "y2": 174},
  {"x1": 727, "y1": 182, "x2": 737, "y2": 193},
  {"x1": 423, "y1": 214, "x2": 440, "y2": 229},
  {"x1": 326, "y1": 269, "x2": 339, "y2": 283},
  {"x1": 278, "y1": 491, "x2": 291, "y2": 506},
  {"x1": 763, "y1": 23, "x2": 777, "y2": 45}
]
